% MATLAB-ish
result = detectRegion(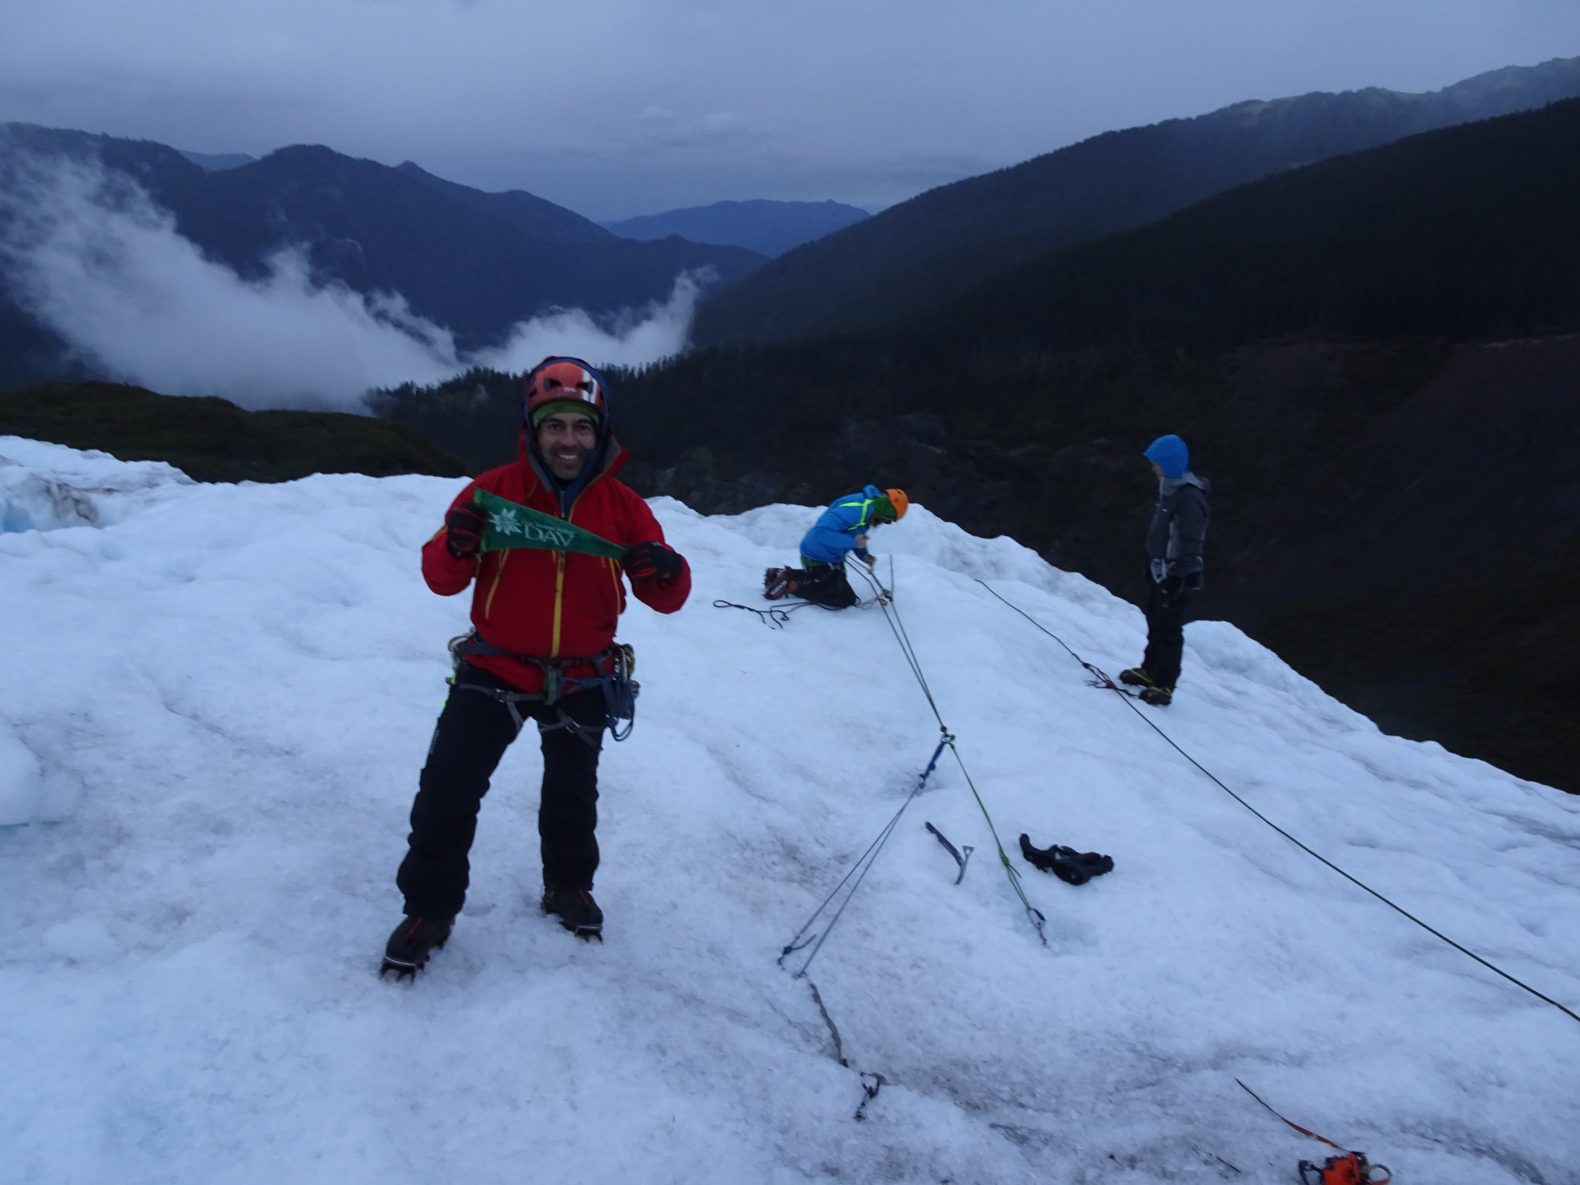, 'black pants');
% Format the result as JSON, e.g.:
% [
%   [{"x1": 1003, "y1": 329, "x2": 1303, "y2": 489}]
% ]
[
  {"x1": 1141, "y1": 581, "x2": 1192, "y2": 690},
  {"x1": 396, "y1": 665, "x2": 606, "y2": 919},
  {"x1": 795, "y1": 561, "x2": 858, "y2": 609}
]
